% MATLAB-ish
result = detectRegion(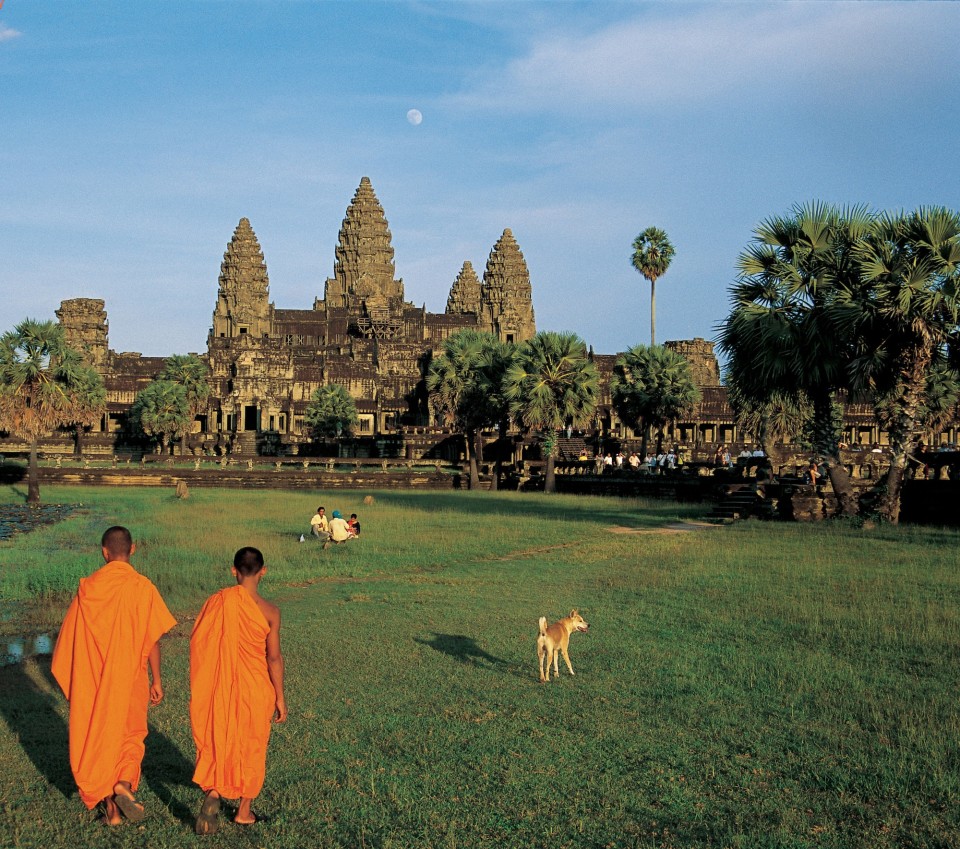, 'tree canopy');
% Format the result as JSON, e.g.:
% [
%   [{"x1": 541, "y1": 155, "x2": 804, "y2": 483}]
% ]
[
  {"x1": 426, "y1": 330, "x2": 511, "y2": 489},
  {"x1": 504, "y1": 330, "x2": 598, "y2": 493},
  {"x1": 130, "y1": 379, "x2": 192, "y2": 454},
  {"x1": 0, "y1": 318, "x2": 105, "y2": 502},
  {"x1": 305, "y1": 383, "x2": 359, "y2": 440},
  {"x1": 718, "y1": 202, "x2": 960, "y2": 522},
  {"x1": 611, "y1": 344, "x2": 700, "y2": 454}
]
